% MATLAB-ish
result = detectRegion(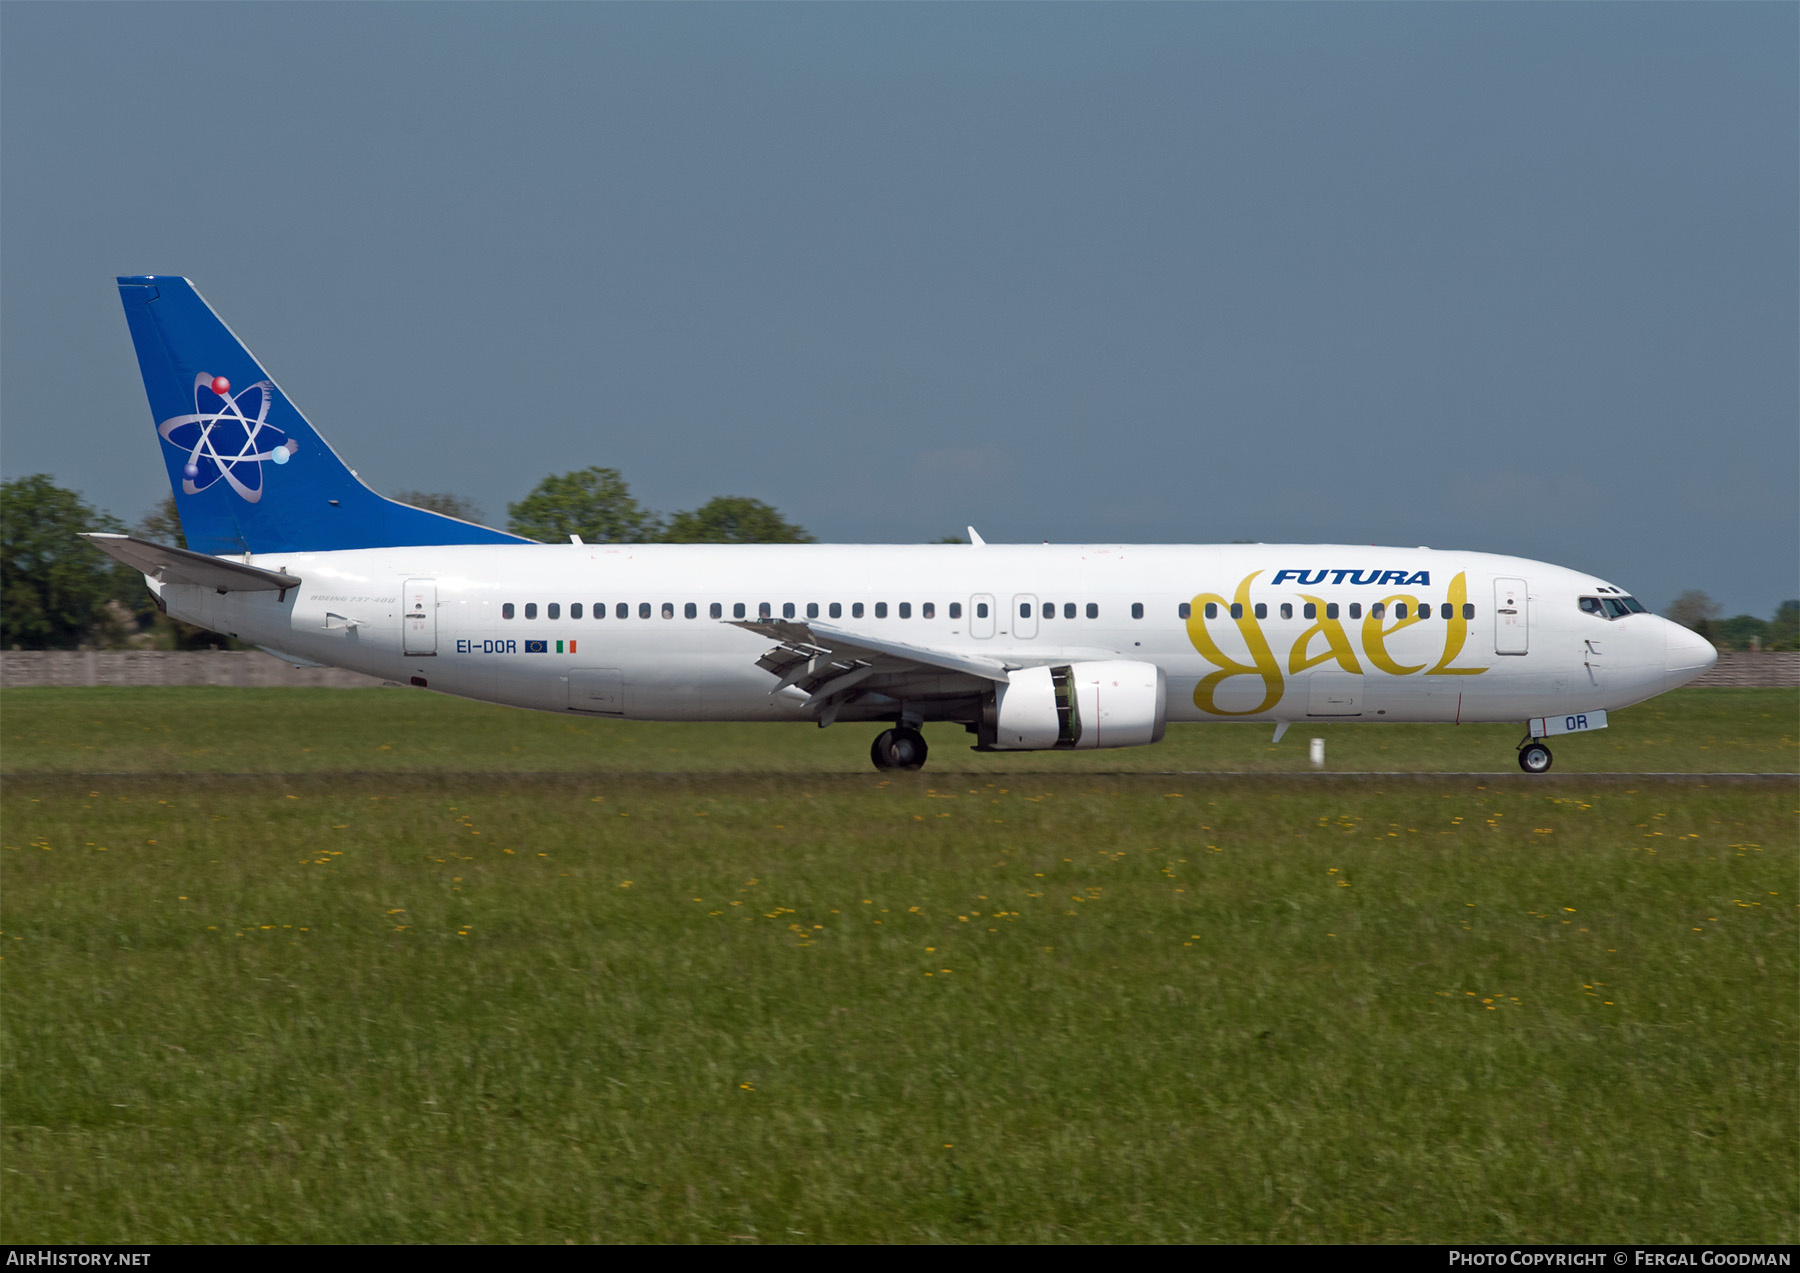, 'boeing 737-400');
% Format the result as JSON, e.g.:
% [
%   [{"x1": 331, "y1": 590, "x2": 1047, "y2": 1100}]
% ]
[{"x1": 86, "y1": 277, "x2": 1719, "y2": 773}]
